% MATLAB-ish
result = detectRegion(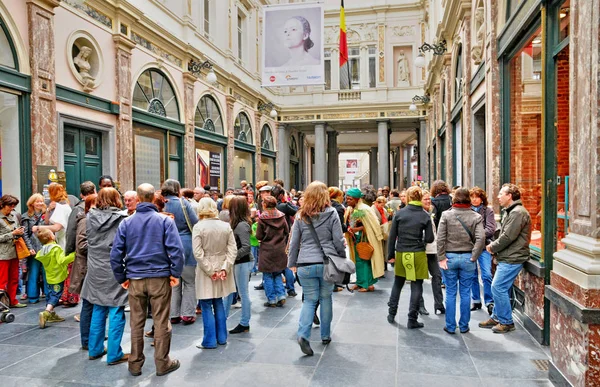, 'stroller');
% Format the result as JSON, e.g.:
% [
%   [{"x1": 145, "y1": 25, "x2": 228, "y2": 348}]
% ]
[{"x1": 0, "y1": 289, "x2": 15, "y2": 323}]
